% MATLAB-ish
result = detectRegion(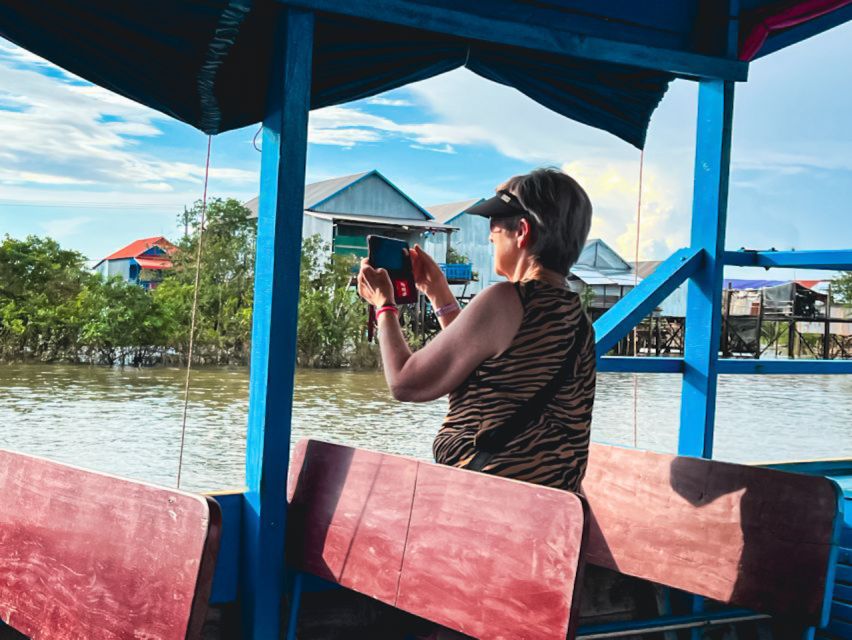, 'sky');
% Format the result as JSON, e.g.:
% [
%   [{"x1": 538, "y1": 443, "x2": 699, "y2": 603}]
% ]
[{"x1": 0, "y1": 22, "x2": 850, "y2": 278}]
